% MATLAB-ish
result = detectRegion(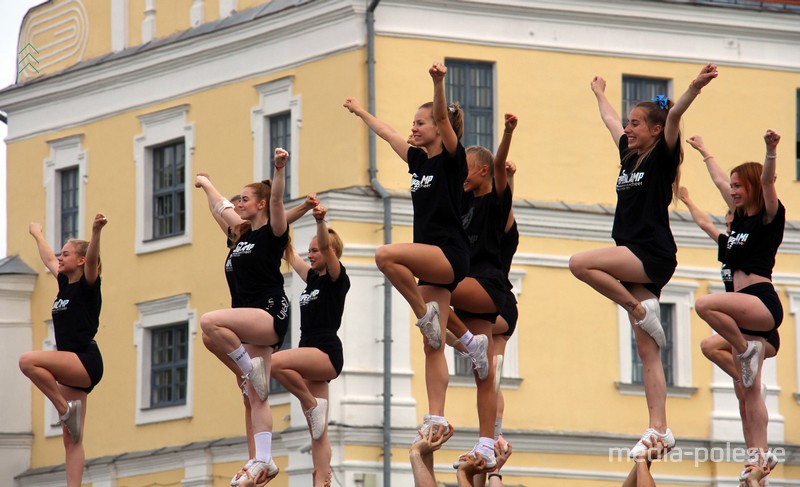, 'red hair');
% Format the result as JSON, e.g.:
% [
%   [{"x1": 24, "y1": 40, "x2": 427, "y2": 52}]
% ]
[{"x1": 730, "y1": 162, "x2": 764, "y2": 216}]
